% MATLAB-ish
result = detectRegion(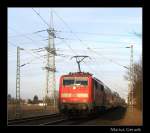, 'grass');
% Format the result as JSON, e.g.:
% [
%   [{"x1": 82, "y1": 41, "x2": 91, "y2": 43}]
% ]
[{"x1": 8, "y1": 104, "x2": 58, "y2": 119}]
